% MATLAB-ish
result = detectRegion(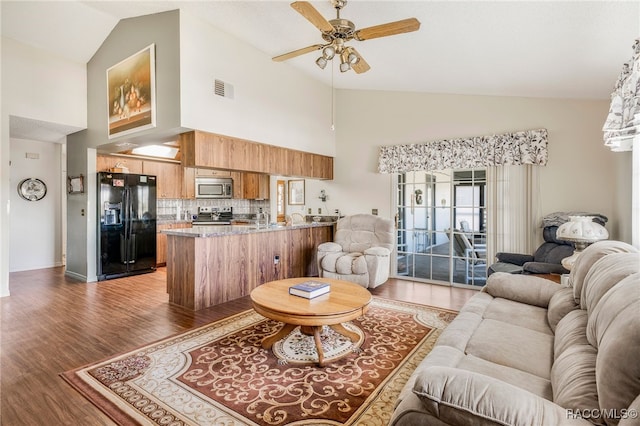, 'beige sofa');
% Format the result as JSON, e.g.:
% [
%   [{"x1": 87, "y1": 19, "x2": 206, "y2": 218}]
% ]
[{"x1": 390, "y1": 240, "x2": 640, "y2": 426}]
